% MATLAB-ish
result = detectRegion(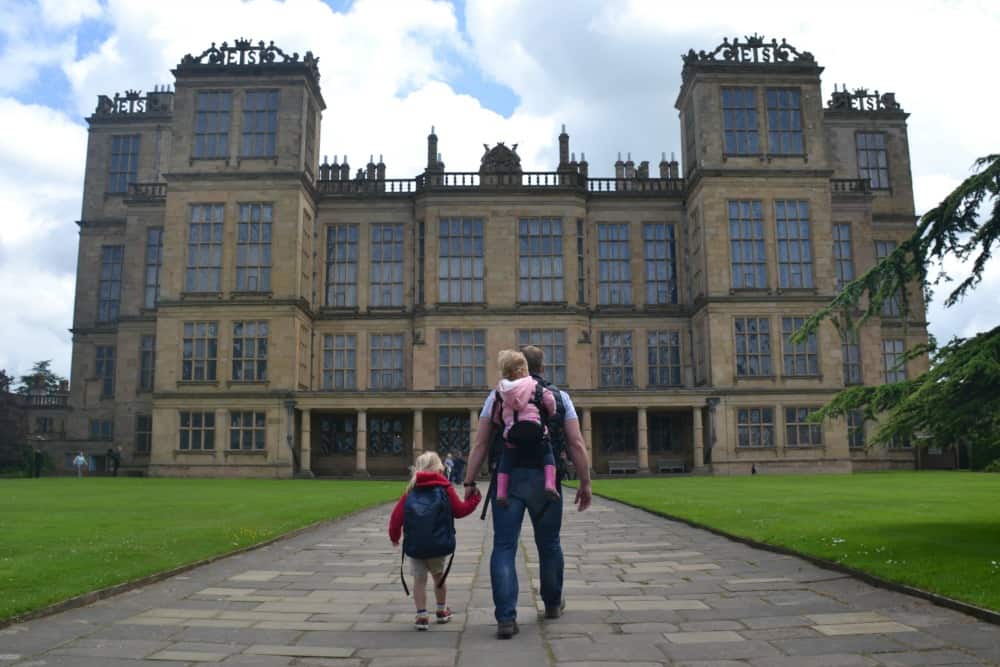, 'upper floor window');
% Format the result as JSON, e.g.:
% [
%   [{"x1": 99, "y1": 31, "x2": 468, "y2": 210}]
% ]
[
  {"x1": 370, "y1": 224, "x2": 404, "y2": 307},
  {"x1": 437, "y1": 329, "x2": 485, "y2": 387},
  {"x1": 139, "y1": 335, "x2": 155, "y2": 392},
  {"x1": 90, "y1": 419, "x2": 113, "y2": 441},
  {"x1": 322, "y1": 334, "x2": 356, "y2": 390},
  {"x1": 766, "y1": 88, "x2": 803, "y2": 154},
  {"x1": 232, "y1": 321, "x2": 268, "y2": 382},
  {"x1": 370, "y1": 333, "x2": 405, "y2": 390},
  {"x1": 144, "y1": 228, "x2": 163, "y2": 308},
  {"x1": 95, "y1": 345, "x2": 115, "y2": 398},
  {"x1": 874, "y1": 240, "x2": 903, "y2": 316},
  {"x1": 856, "y1": 132, "x2": 889, "y2": 189},
  {"x1": 729, "y1": 200, "x2": 766, "y2": 288},
  {"x1": 599, "y1": 331, "x2": 634, "y2": 387},
  {"x1": 193, "y1": 91, "x2": 231, "y2": 158},
  {"x1": 882, "y1": 338, "x2": 906, "y2": 384},
  {"x1": 775, "y1": 200, "x2": 813, "y2": 288},
  {"x1": 518, "y1": 217, "x2": 564, "y2": 303},
  {"x1": 98, "y1": 245, "x2": 124, "y2": 322},
  {"x1": 647, "y1": 330, "x2": 681, "y2": 387},
  {"x1": 643, "y1": 222, "x2": 677, "y2": 305},
  {"x1": 576, "y1": 219, "x2": 586, "y2": 304},
  {"x1": 236, "y1": 203, "x2": 272, "y2": 292},
  {"x1": 186, "y1": 204, "x2": 224, "y2": 292},
  {"x1": 833, "y1": 223, "x2": 855, "y2": 292},
  {"x1": 735, "y1": 316, "x2": 772, "y2": 377},
  {"x1": 242, "y1": 90, "x2": 278, "y2": 157},
  {"x1": 416, "y1": 222, "x2": 426, "y2": 305},
  {"x1": 182, "y1": 321, "x2": 218, "y2": 382},
  {"x1": 326, "y1": 224, "x2": 358, "y2": 307},
  {"x1": 108, "y1": 134, "x2": 139, "y2": 193},
  {"x1": 438, "y1": 218, "x2": 484, "y2": 303},
  {"x1": 517, "y1": 329, "x2": 566, "y2": 386},
  {"x1": 597, "y1": 223, "x2": 631, "y2": 305},
  {"x1": 781, "y1": 317, "x2": 818, "y2": 376},
  {"x1": 721, "y1": 87, "x2": 759, "y2": 154}
]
